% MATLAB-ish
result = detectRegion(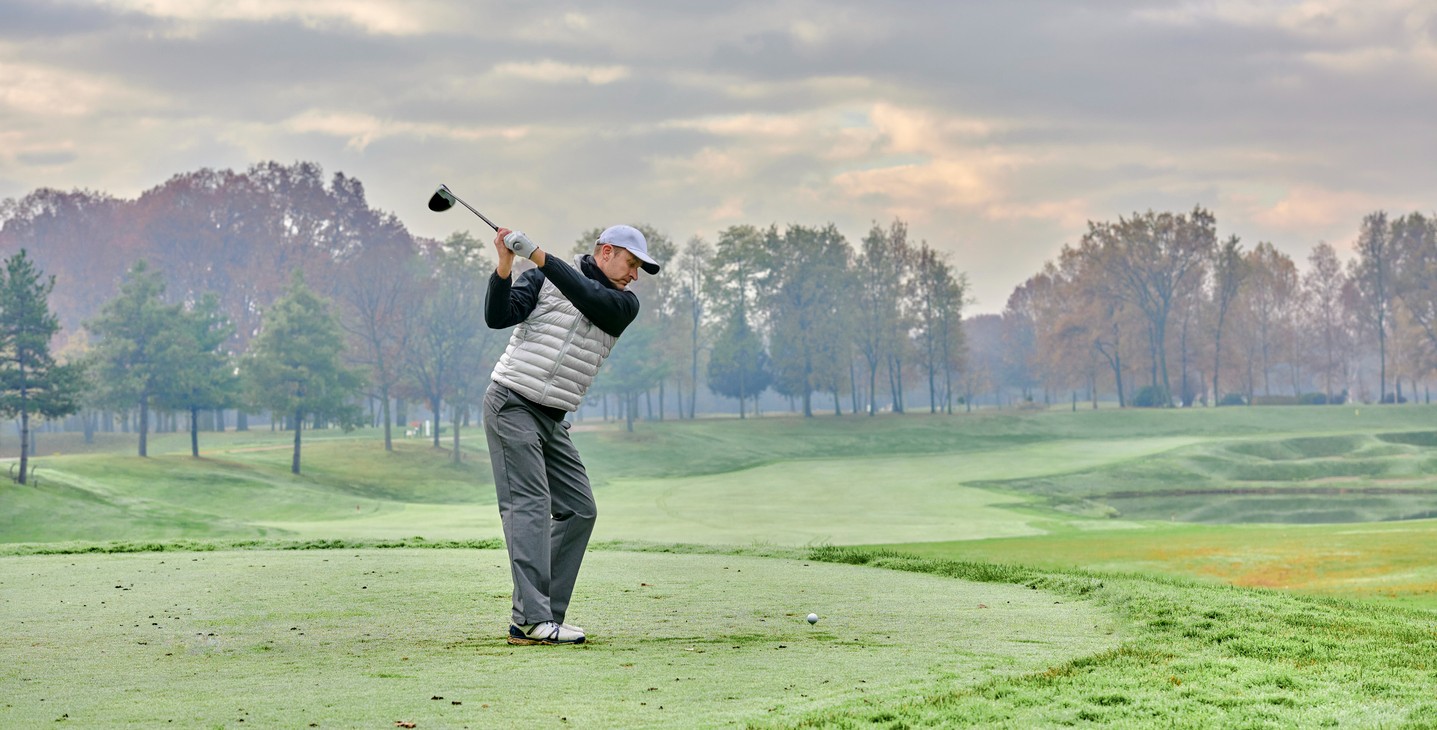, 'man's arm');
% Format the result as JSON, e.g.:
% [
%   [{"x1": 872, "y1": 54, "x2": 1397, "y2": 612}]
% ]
[
  {"x1": 539, "y1": 256, "x2": 639, "y2": 337},
  {"x1": 485, "y1": 268, "x2": 544, "y2": 329}
]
